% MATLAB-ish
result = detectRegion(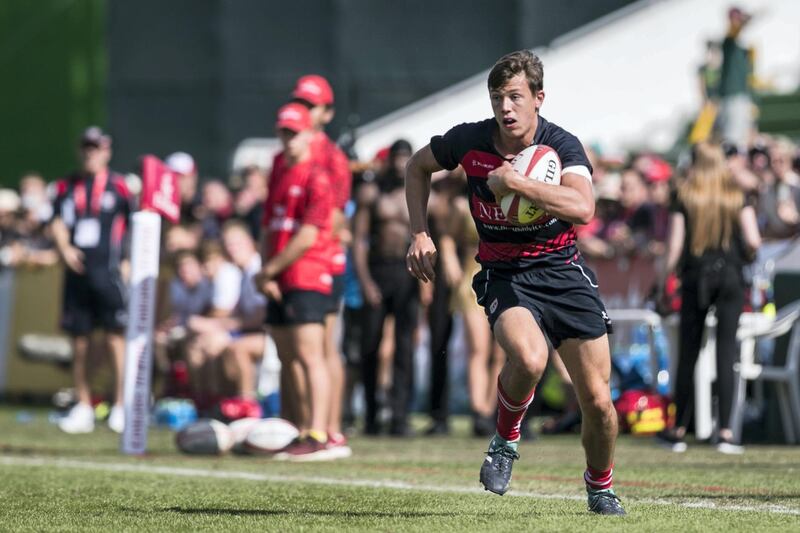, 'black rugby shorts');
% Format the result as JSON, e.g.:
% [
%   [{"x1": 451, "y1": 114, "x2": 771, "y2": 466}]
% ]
[
  {"x1": 266, "y1": 289, "x2": 330, "y2": 326},
  {"x1": 61, "y1": 270, "x2": 128, "y2": 335},
  {"x1": 472, "y1": 257, "x2": 612, "y2": 348}
]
